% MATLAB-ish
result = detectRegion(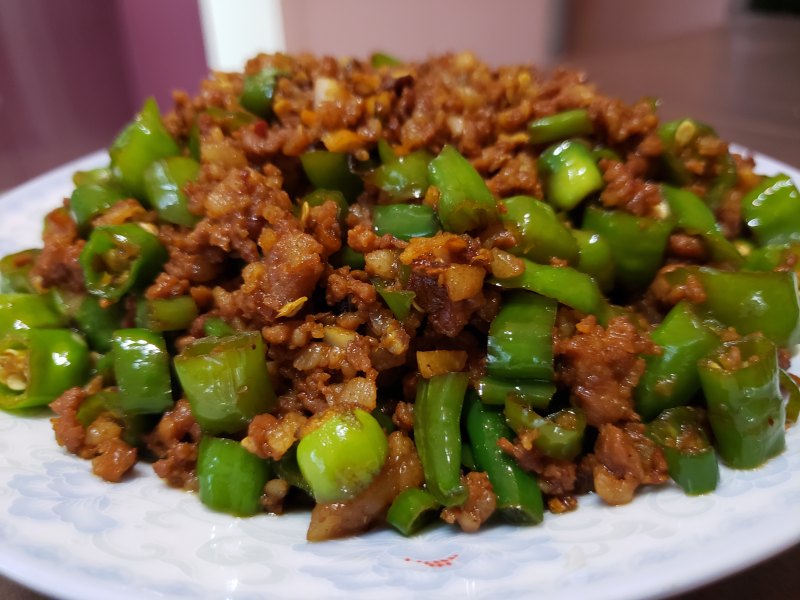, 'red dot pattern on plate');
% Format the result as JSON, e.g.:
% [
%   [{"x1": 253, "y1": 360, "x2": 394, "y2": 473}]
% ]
[{"x1": 403, "y1": 553, "x2": 459, "y2": 568}]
